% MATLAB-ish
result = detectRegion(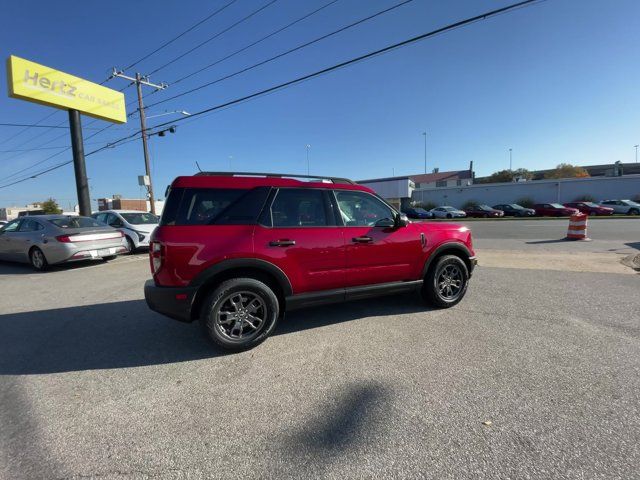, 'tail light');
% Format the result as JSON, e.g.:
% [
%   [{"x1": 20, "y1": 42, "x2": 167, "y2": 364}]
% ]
[
  {"x1": 56, "y1": 231, "x2": 123, "y2": 243},
  {"x1": 150, "y1": 241, "x2": 164, "y2": 275}
]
